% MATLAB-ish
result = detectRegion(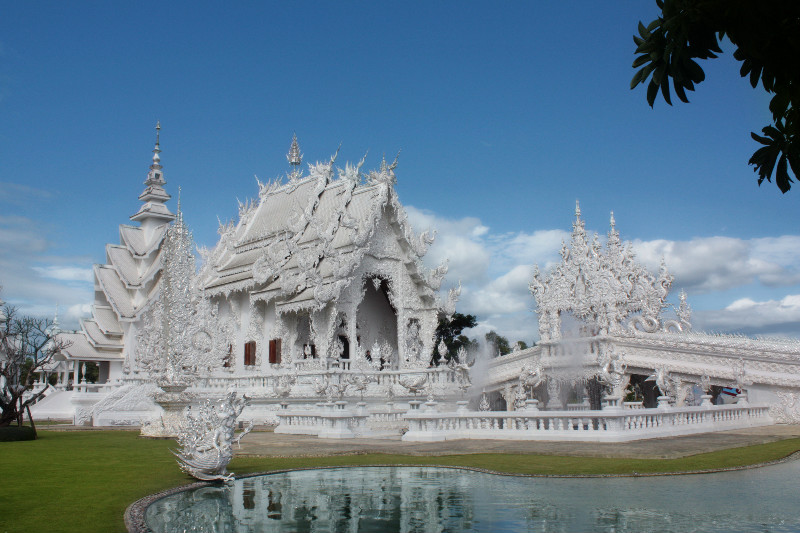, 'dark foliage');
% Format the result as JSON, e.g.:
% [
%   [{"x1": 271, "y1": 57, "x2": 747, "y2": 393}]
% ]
[
  {"x1": 432, "y1": 312, "x2": 478, "y2": 364},
  {"x1": 632, "y1": 0, "x2": 800, "y2": 192},
  {"x1": 485, "y1": 330, "x2": 511, "y2": 357}
]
